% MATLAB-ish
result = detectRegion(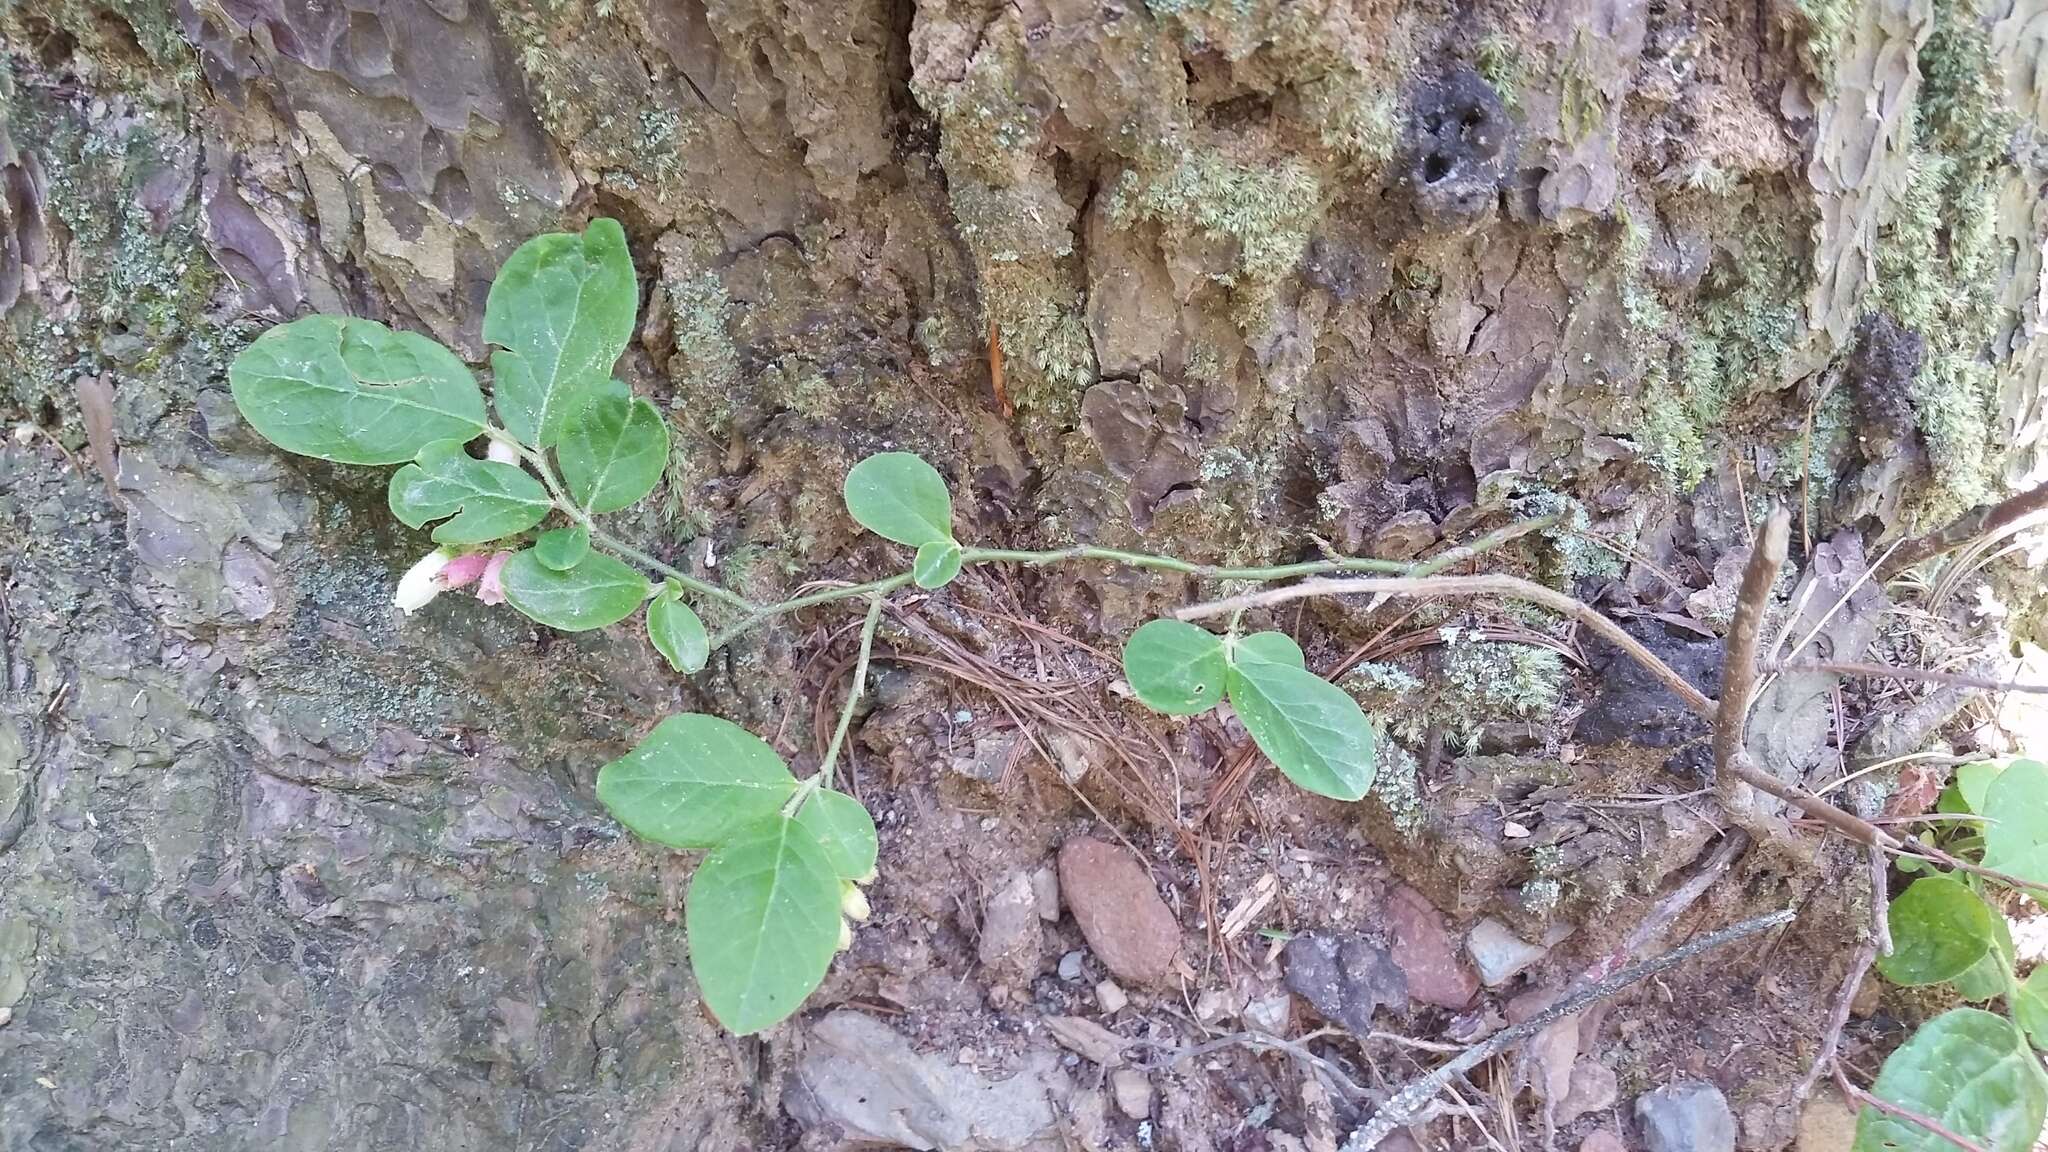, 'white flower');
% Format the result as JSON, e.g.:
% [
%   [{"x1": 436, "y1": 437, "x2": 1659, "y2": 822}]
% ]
[
  {"x1": 395, "y1": 550, "x2": 452, "y2": 615},
  {"x1": 486, "y1": 438, "x2": 521, "y2": 465}
]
